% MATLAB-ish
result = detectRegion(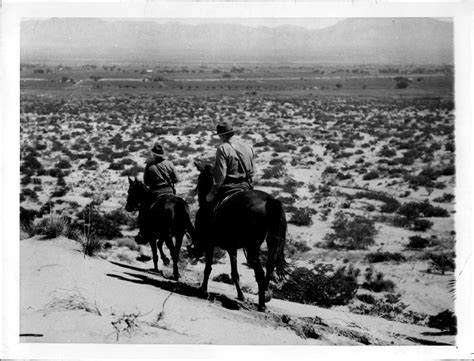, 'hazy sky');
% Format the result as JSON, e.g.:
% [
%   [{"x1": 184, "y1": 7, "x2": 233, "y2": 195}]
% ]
[
  {"x1": 99, "y1": 17, "x2": 452, "y2": 30},
  {"x1": 147, "y1": 18, "x2": 343, "y2": 29}
]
